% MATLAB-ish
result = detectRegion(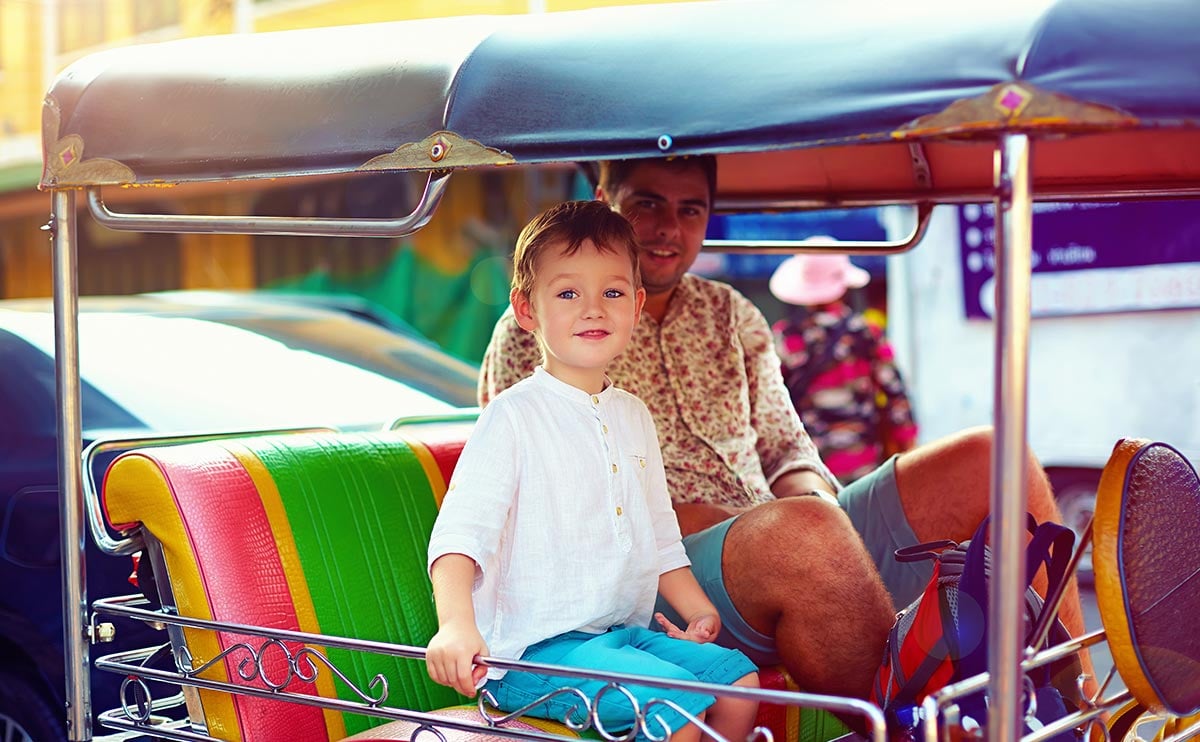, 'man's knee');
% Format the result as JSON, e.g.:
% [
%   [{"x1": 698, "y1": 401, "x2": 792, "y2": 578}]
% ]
[
  {"x1": 725, "y1": 498, "x2": 883, "y2": 593},
  {"x1": 924, "y1": 425, "x2": 1047, "y2": 475},
  {"x1": 730, "y1": 496, "x2": 856, "y2": 553}
]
